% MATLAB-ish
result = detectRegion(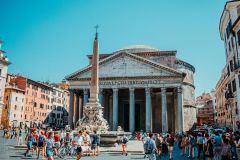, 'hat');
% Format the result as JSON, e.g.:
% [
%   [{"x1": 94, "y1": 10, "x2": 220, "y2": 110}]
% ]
[{"x1": 226, "y1": 133, "x2": 230, "y2": 137}]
